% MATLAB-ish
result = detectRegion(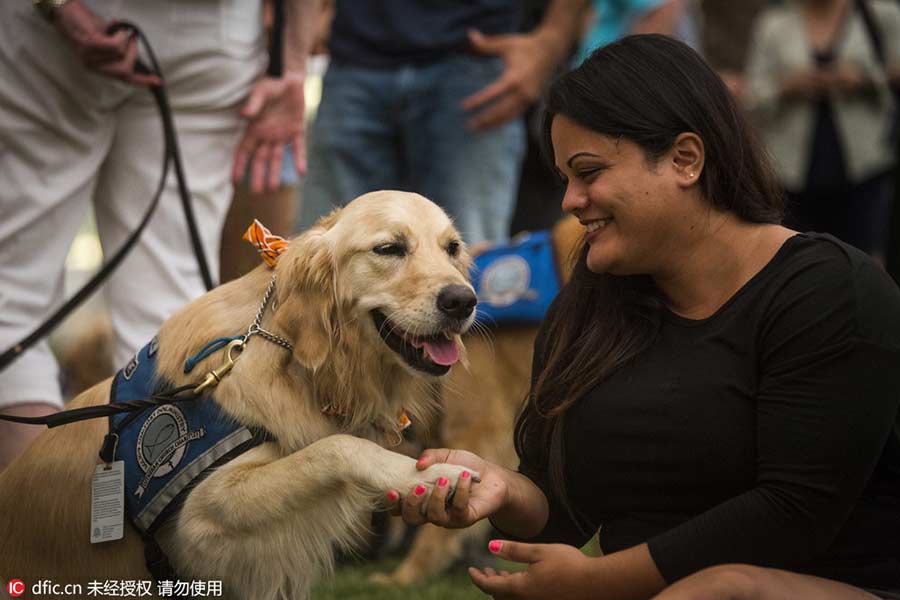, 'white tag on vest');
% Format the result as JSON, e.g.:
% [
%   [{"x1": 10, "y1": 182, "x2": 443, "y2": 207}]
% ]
[{"x1": 91, "y1": 461, "x2": 125, "y2": 544}]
